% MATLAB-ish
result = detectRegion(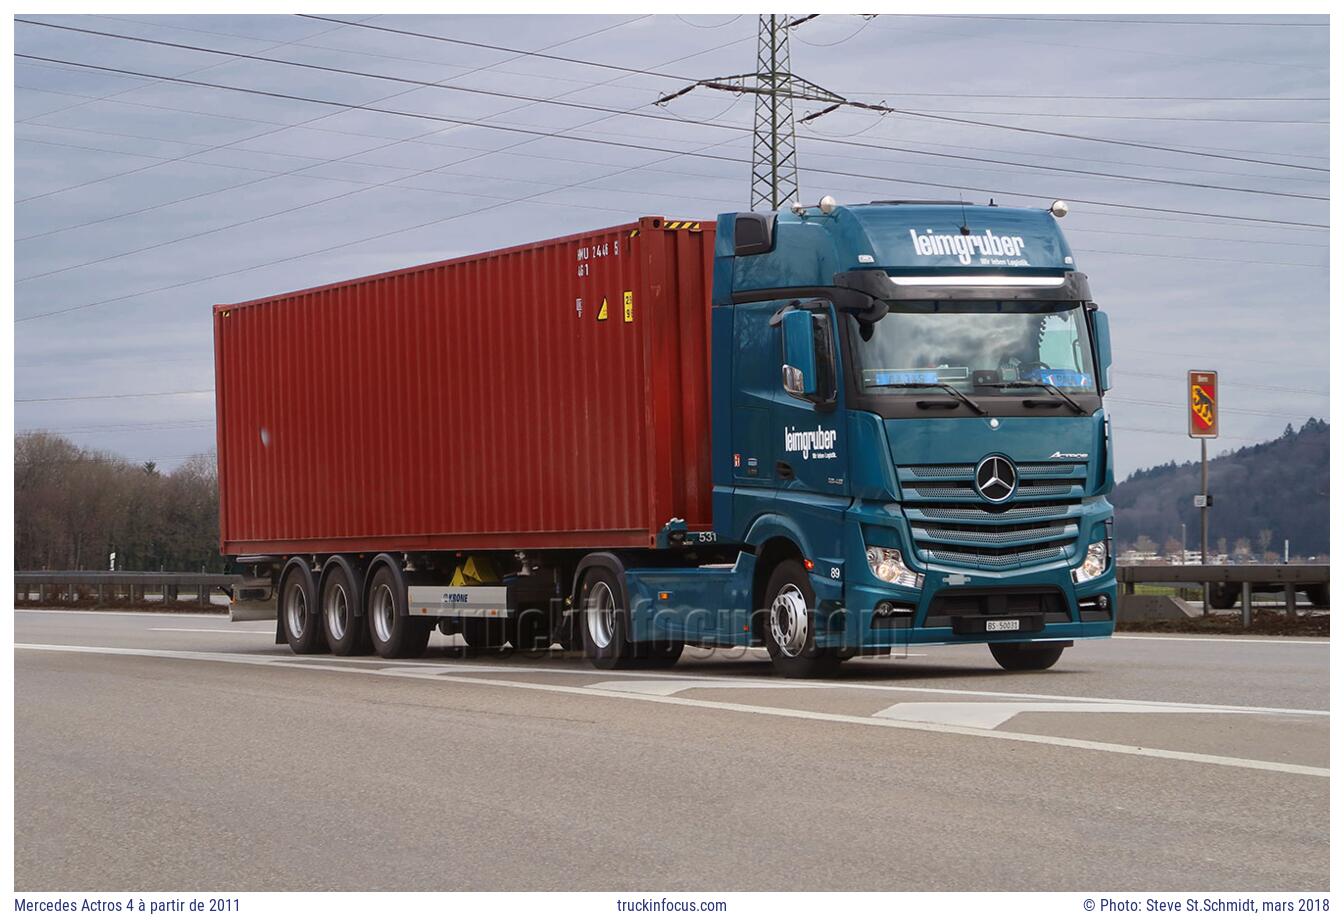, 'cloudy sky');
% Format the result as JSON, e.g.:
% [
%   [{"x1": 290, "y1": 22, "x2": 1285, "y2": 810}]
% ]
[{"x1": 13, "y1": 13, "x2": 1329, "y2": 478}]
